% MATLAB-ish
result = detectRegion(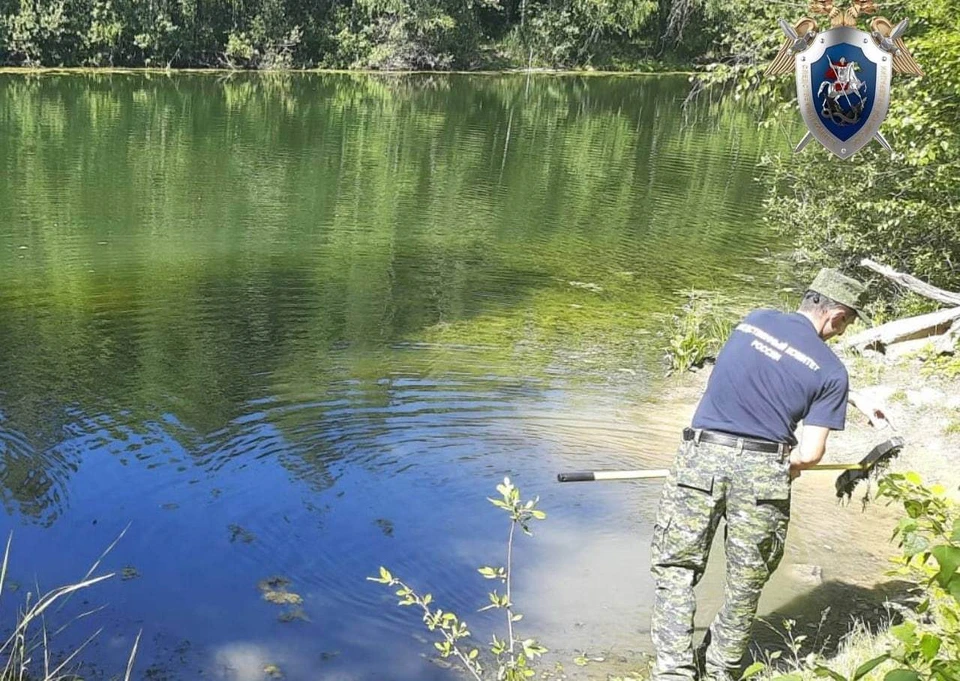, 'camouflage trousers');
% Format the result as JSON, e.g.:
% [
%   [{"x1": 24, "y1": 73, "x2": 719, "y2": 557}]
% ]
[{"x1": 650, "y1": 435, "x2": 792, "y2": 681}]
